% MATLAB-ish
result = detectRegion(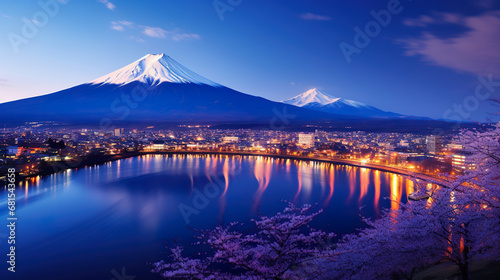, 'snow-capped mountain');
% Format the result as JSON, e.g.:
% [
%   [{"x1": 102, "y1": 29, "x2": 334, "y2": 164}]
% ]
[
  {"x1": 90, "y1": 54, "x2": 221, "y2": 87},
  {"x1": 0, "y1": 54, "x2": 453, "y2": 131},
  {"x1": 283, "y1": 88, "x2": 403, "y2": 118},
  {"x1": 0, "y1": 54, "x2": 349, "y2": 125},
  {"x1": 282, "y1": 88, "x2": 336, "y2": 107}
]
